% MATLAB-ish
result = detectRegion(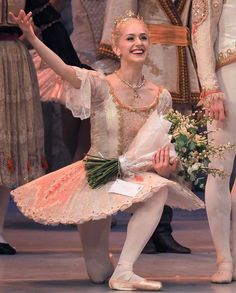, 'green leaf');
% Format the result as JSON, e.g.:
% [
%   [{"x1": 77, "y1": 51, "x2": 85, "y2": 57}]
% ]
[{"x1": 189, "y1": 142, "x2": 196, "y2": 151}]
